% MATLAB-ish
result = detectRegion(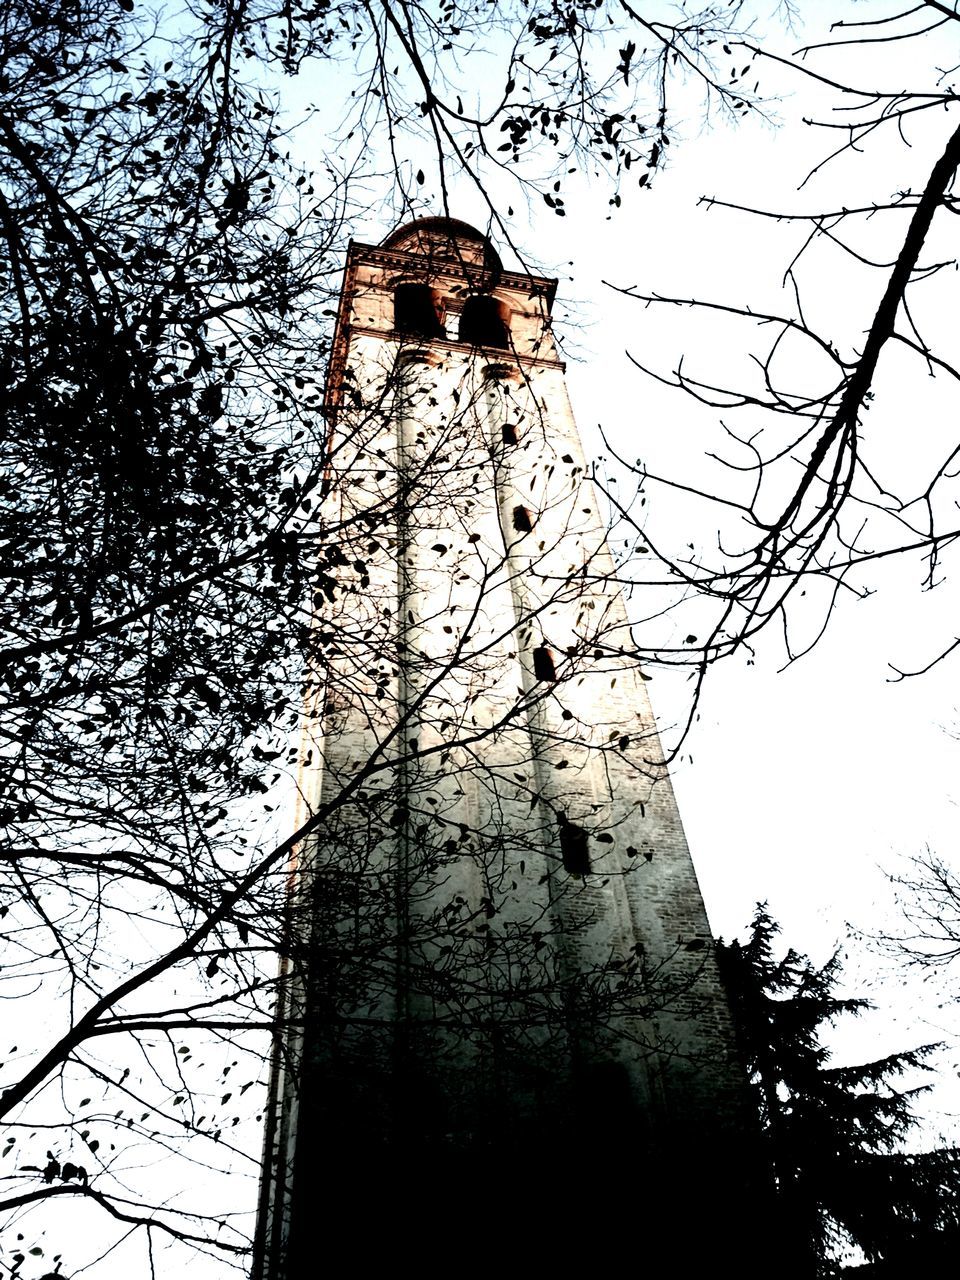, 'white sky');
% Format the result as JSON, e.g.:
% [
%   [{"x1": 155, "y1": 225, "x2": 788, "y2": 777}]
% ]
[
  {"x1": 541, "y1": 10, "x2": 960, "y2": 1138},
  {"x1": 276, "y1": 0, "x2": 960, "y2": 1131},
  {"x1": 321, "y1": 0, "x2": 960, "y2": 1126},
  {"x1": 559, "y1": 108, "x2": 960, "y2": 949},
  {"x1": 13, "y1": 7, "x2": 960, "y2": 1277}
]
